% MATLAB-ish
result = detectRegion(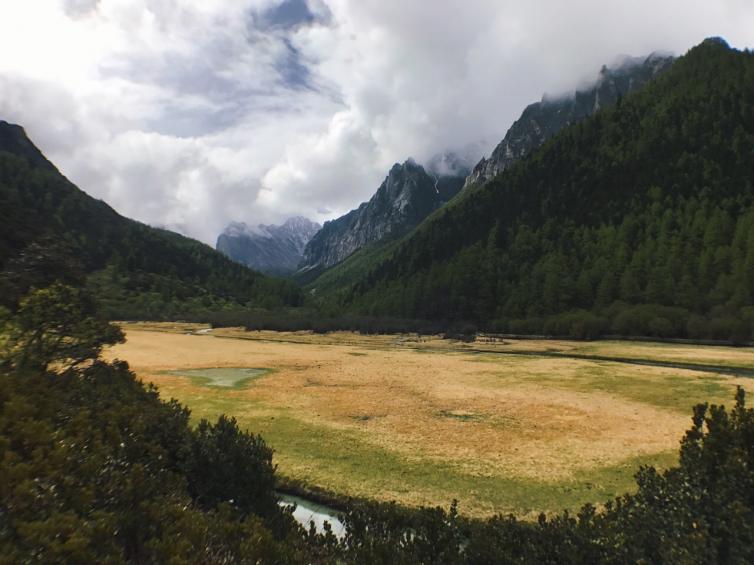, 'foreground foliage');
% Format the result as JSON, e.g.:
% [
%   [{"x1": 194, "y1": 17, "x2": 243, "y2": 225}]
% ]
[
  {"x1": 2, "y1": 280, "x2": 754, "y2": 562},
  {"x1": 334, "y1": 386, "x2": 754, "y2": 564}
]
